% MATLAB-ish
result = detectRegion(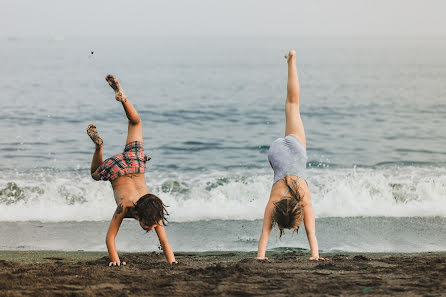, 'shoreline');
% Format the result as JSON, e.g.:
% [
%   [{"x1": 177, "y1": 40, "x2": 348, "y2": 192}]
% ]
[
  {"x1": 3, "y1": 217, "x2": 446, "y2": 253},
  {"x1": 1, "y1": 251, "x2": 445, "y2": 296},
  {"x1": 1, "y1": 250, "x2": 446, "y2": 263}
]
